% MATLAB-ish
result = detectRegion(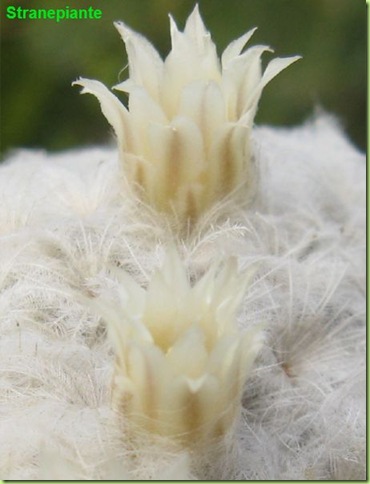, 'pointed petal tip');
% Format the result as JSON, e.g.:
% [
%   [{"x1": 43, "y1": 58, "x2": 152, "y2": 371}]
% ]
[
  {"x1": 185, "y1": 2, "x2": 208, "y2": 33},
  {"x1": 285, "y1": 54, "x2": 302, "y2": 63},
  {"x1": 277, "y1": 54, "x2": 302, "y2": 67},
  {"x1": 193, "y1": 3, "x2": 200, "y2": 14},
  {"x1": 186, "y1": 3, "x2": 200, "y2": 19},
  {"x1": 246, "y1": 26, "x2": 258, "y2": 40},
  {"x1": 168, "y1": 13, "x2": 179, "y2": 34},
  {"x1": 71, "y1": 76, "x2": 84, "y2": 86},
  {"x1": 71, "y1": 77, "x2": 95, "y2": 91},
  {"x1": 114, "y1": 20, "x2": 133, "y2": 42},
  {"x1": 71, "y1": 77, "x2": 107, "y2": 94},
  {"x1": 186, "y1": 375, "x2": 207, "y2": 393},
  {"x1": 114, "y1": 20, "x2": 126, "y2": 29}
]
